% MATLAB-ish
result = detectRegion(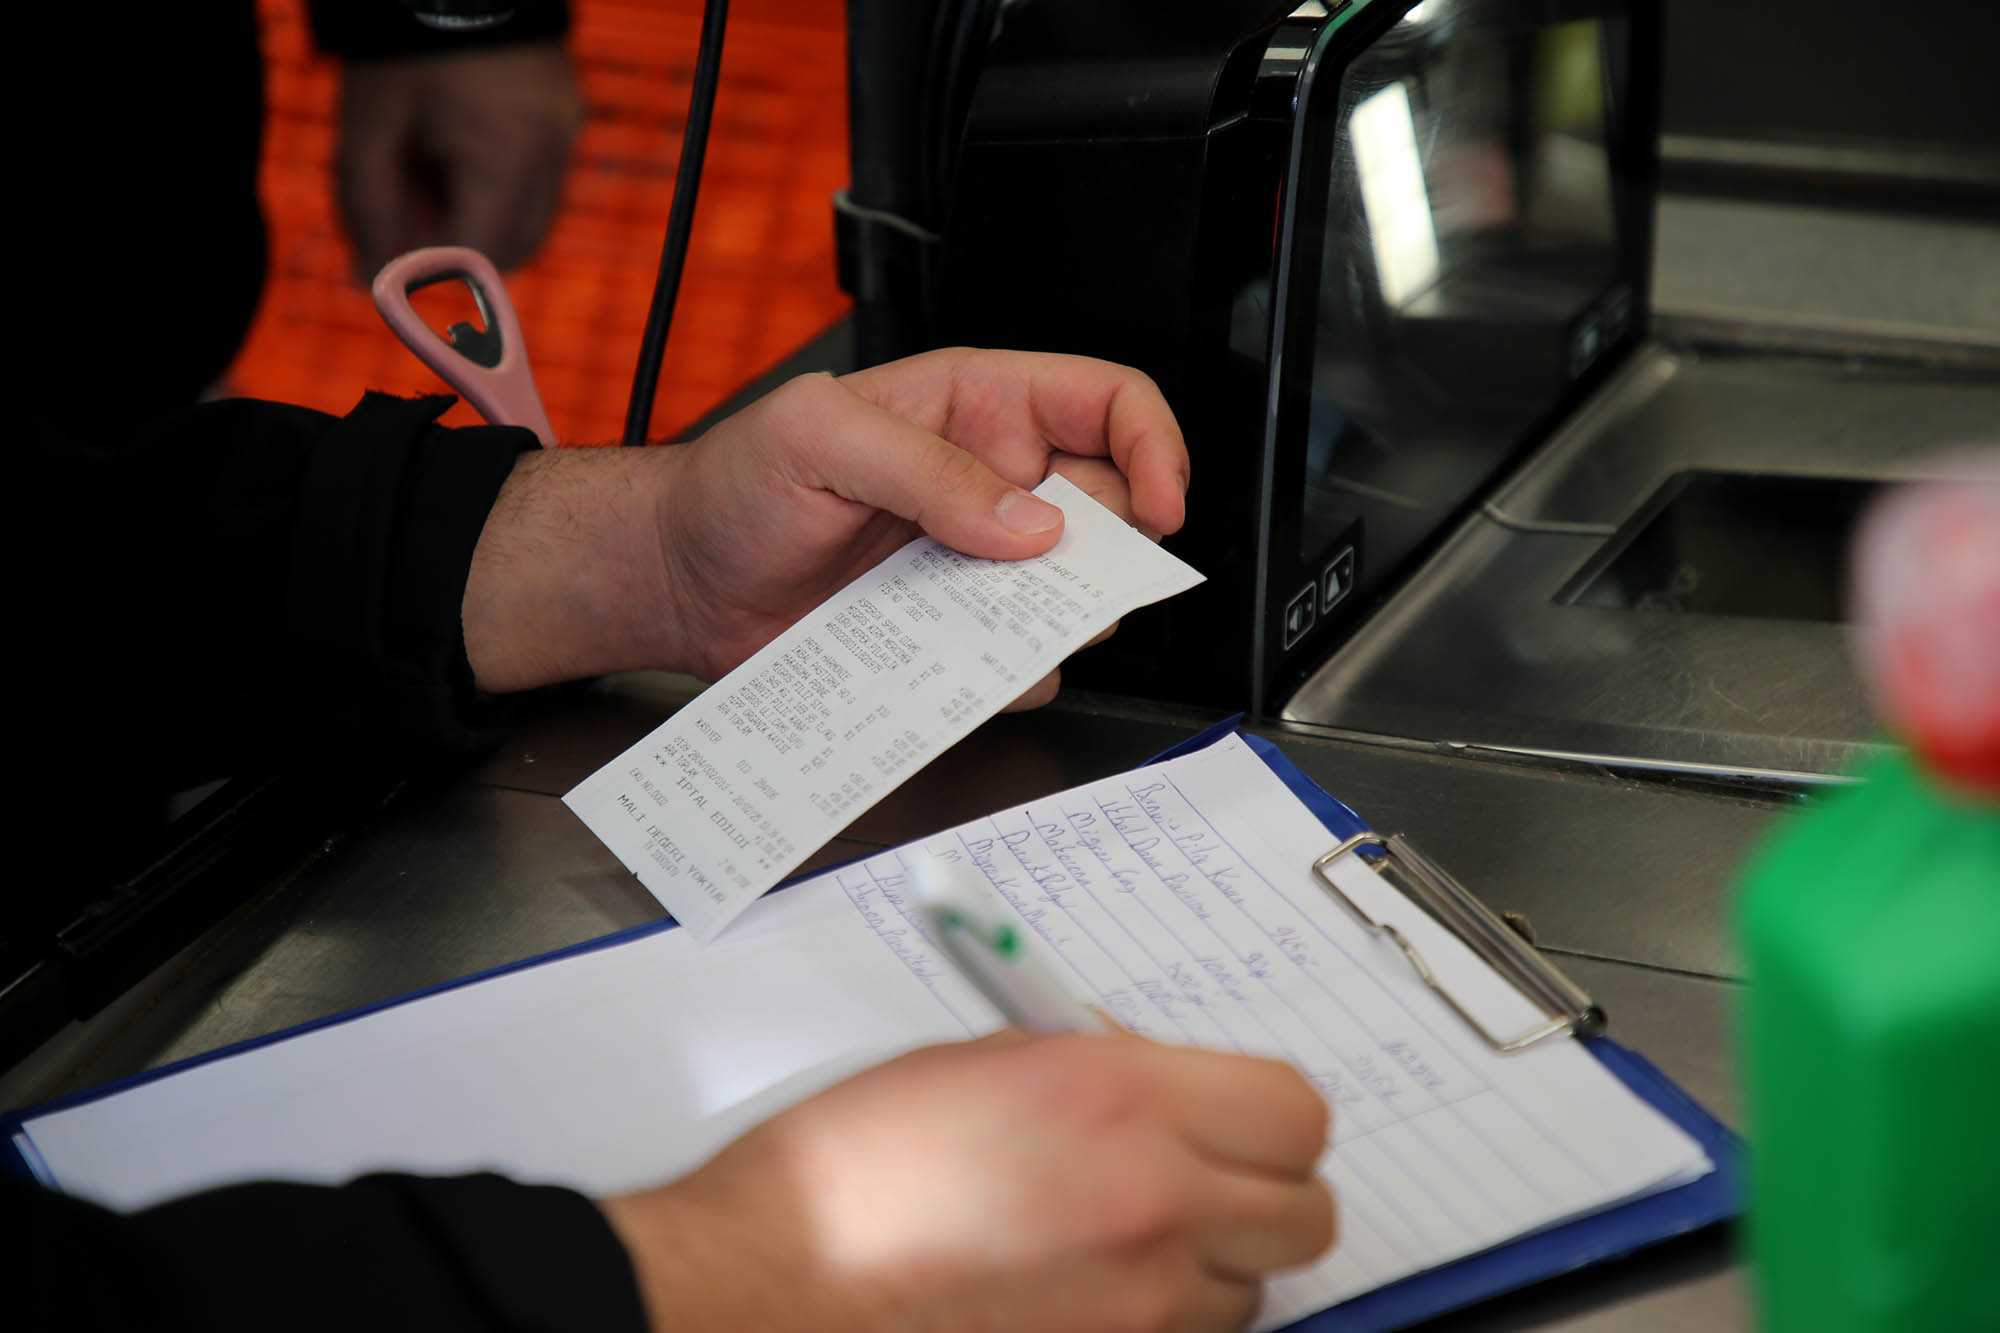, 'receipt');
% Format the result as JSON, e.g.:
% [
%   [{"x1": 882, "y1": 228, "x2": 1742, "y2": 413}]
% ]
[{"x1": 563, "y1": 473, "x2": 1204, "y2": 941}]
